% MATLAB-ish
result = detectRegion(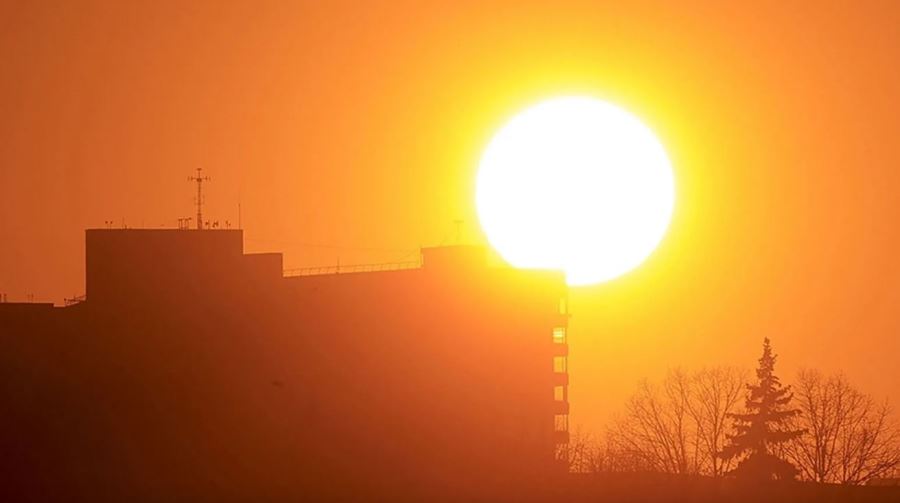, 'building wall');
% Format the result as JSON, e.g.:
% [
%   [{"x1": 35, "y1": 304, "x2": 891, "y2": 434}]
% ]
[{"x1": 0, "y1": 231, "x2": 568, "y2": 501}]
